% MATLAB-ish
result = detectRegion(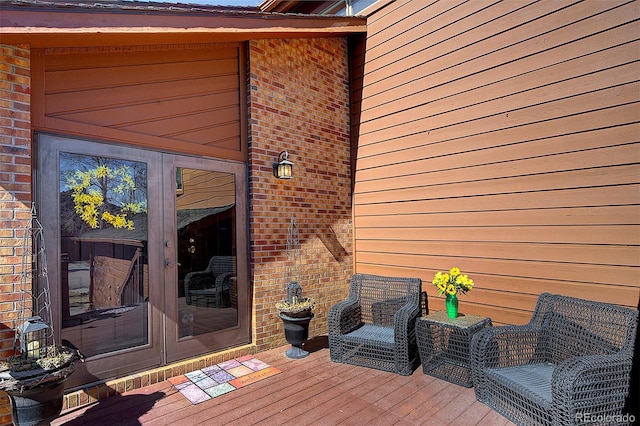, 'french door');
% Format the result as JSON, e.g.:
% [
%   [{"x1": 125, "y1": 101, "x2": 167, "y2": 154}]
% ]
[{"x1": 38, "y1": 134, "x2": 249, "y2": 387}]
